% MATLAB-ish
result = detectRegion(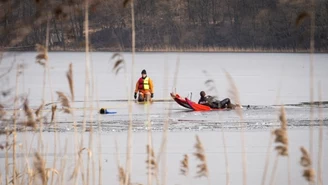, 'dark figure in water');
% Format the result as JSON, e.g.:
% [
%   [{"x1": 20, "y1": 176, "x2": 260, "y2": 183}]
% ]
[{"x1": 198, "y1": 91, "x2": 233, "y2": 109}]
